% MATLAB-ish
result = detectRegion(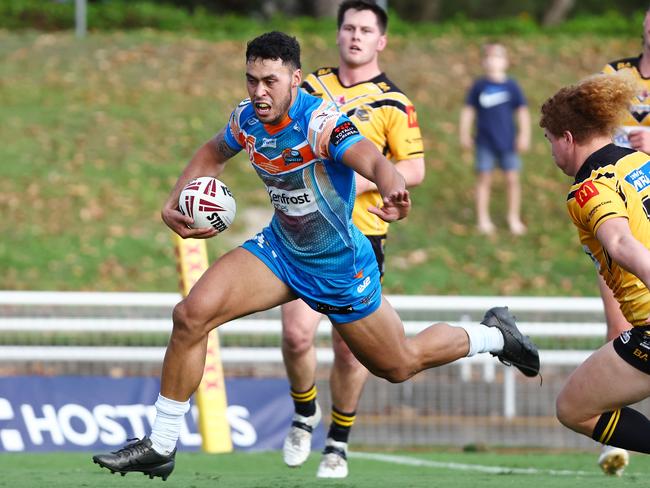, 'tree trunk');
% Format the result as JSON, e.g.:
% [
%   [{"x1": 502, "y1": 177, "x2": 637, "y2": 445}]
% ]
[
  {"x1": 542, "y1": 0, "x2": 576, "y2": 27},
  {"x1": 312, "y1": 0, "x2": 338, "y2": 18}
]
